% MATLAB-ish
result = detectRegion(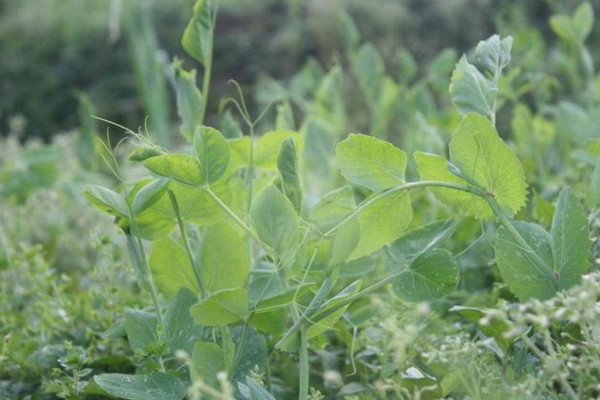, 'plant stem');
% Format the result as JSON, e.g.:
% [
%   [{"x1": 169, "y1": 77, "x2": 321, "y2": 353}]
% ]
[
  {"x1": 323, "y1": 180, "x2": 476, "y2": 237},
  {"x1": 298, "y1": 325, "x2": 309, "y2": 400},
  {"x1": 198, "y1": 3, "x2": 218, "y2": 125},
  {"x1": 168, "y1": 190, "x2": 205, "y2": 296},
  {"x1": 205, "y1": 186, "x2": 274, "y2": 254}
]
